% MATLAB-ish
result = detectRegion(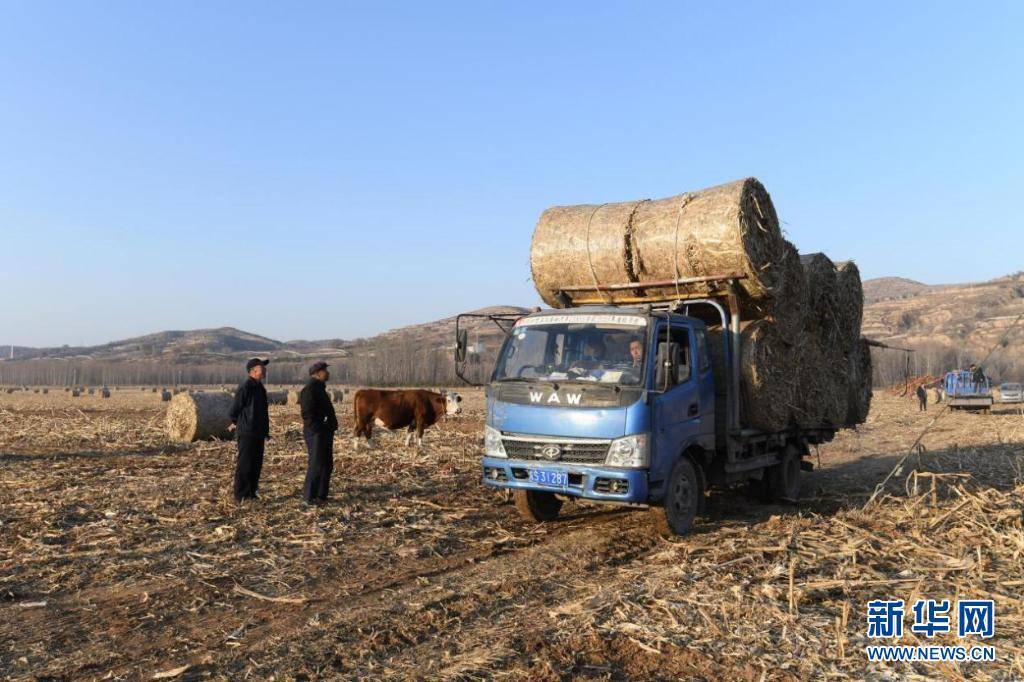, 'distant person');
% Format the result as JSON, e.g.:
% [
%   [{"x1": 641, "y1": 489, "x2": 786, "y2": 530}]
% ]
[
  {"x1": 972, "y1": 364, "x2": 986, "y2": 390},
  {"x1": 916, "y1": 384, "x2": 928, "y2": 411},
  {"x1": 228, "y1": 358, "x2": 270, "y2": 502},
  {"x1": 299, "y1": 361, "x2": 338, "y2": 506},
  {"x1": 570, "y1": 339, "x2": 606, "y2": 372}
]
